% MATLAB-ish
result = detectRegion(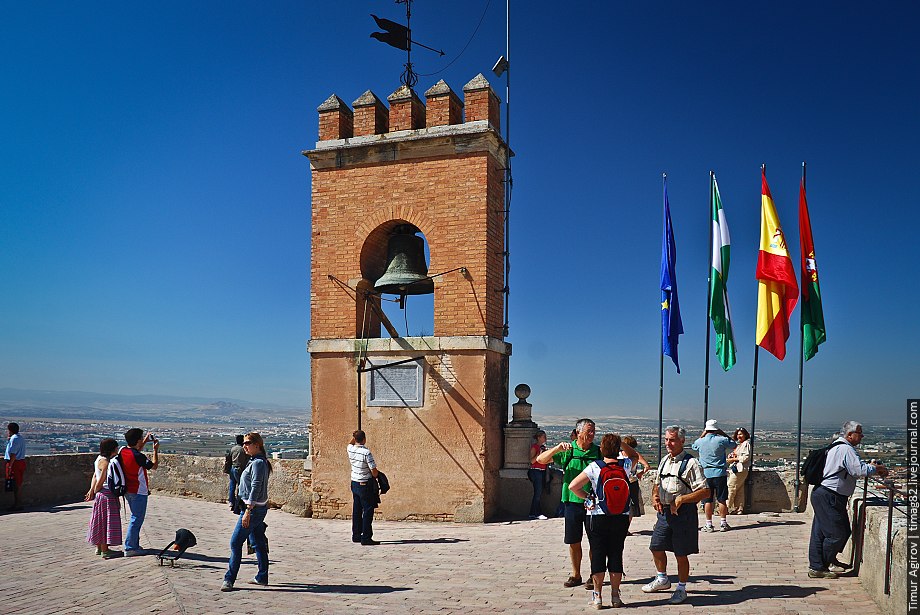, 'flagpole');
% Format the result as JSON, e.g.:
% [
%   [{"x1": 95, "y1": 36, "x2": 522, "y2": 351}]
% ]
[
  {"x1": 703, "y1": 171, "x2": 714, "y2": 424},
  {"x1": 658, "y1": 172, "x2": 666, "y2": 462},
  {"x1": 746, "y1": 163, "x2": 765, "y2": 512},
  {"x1": 794, "y1": 160, "x2": 807, "y2": 512}
]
